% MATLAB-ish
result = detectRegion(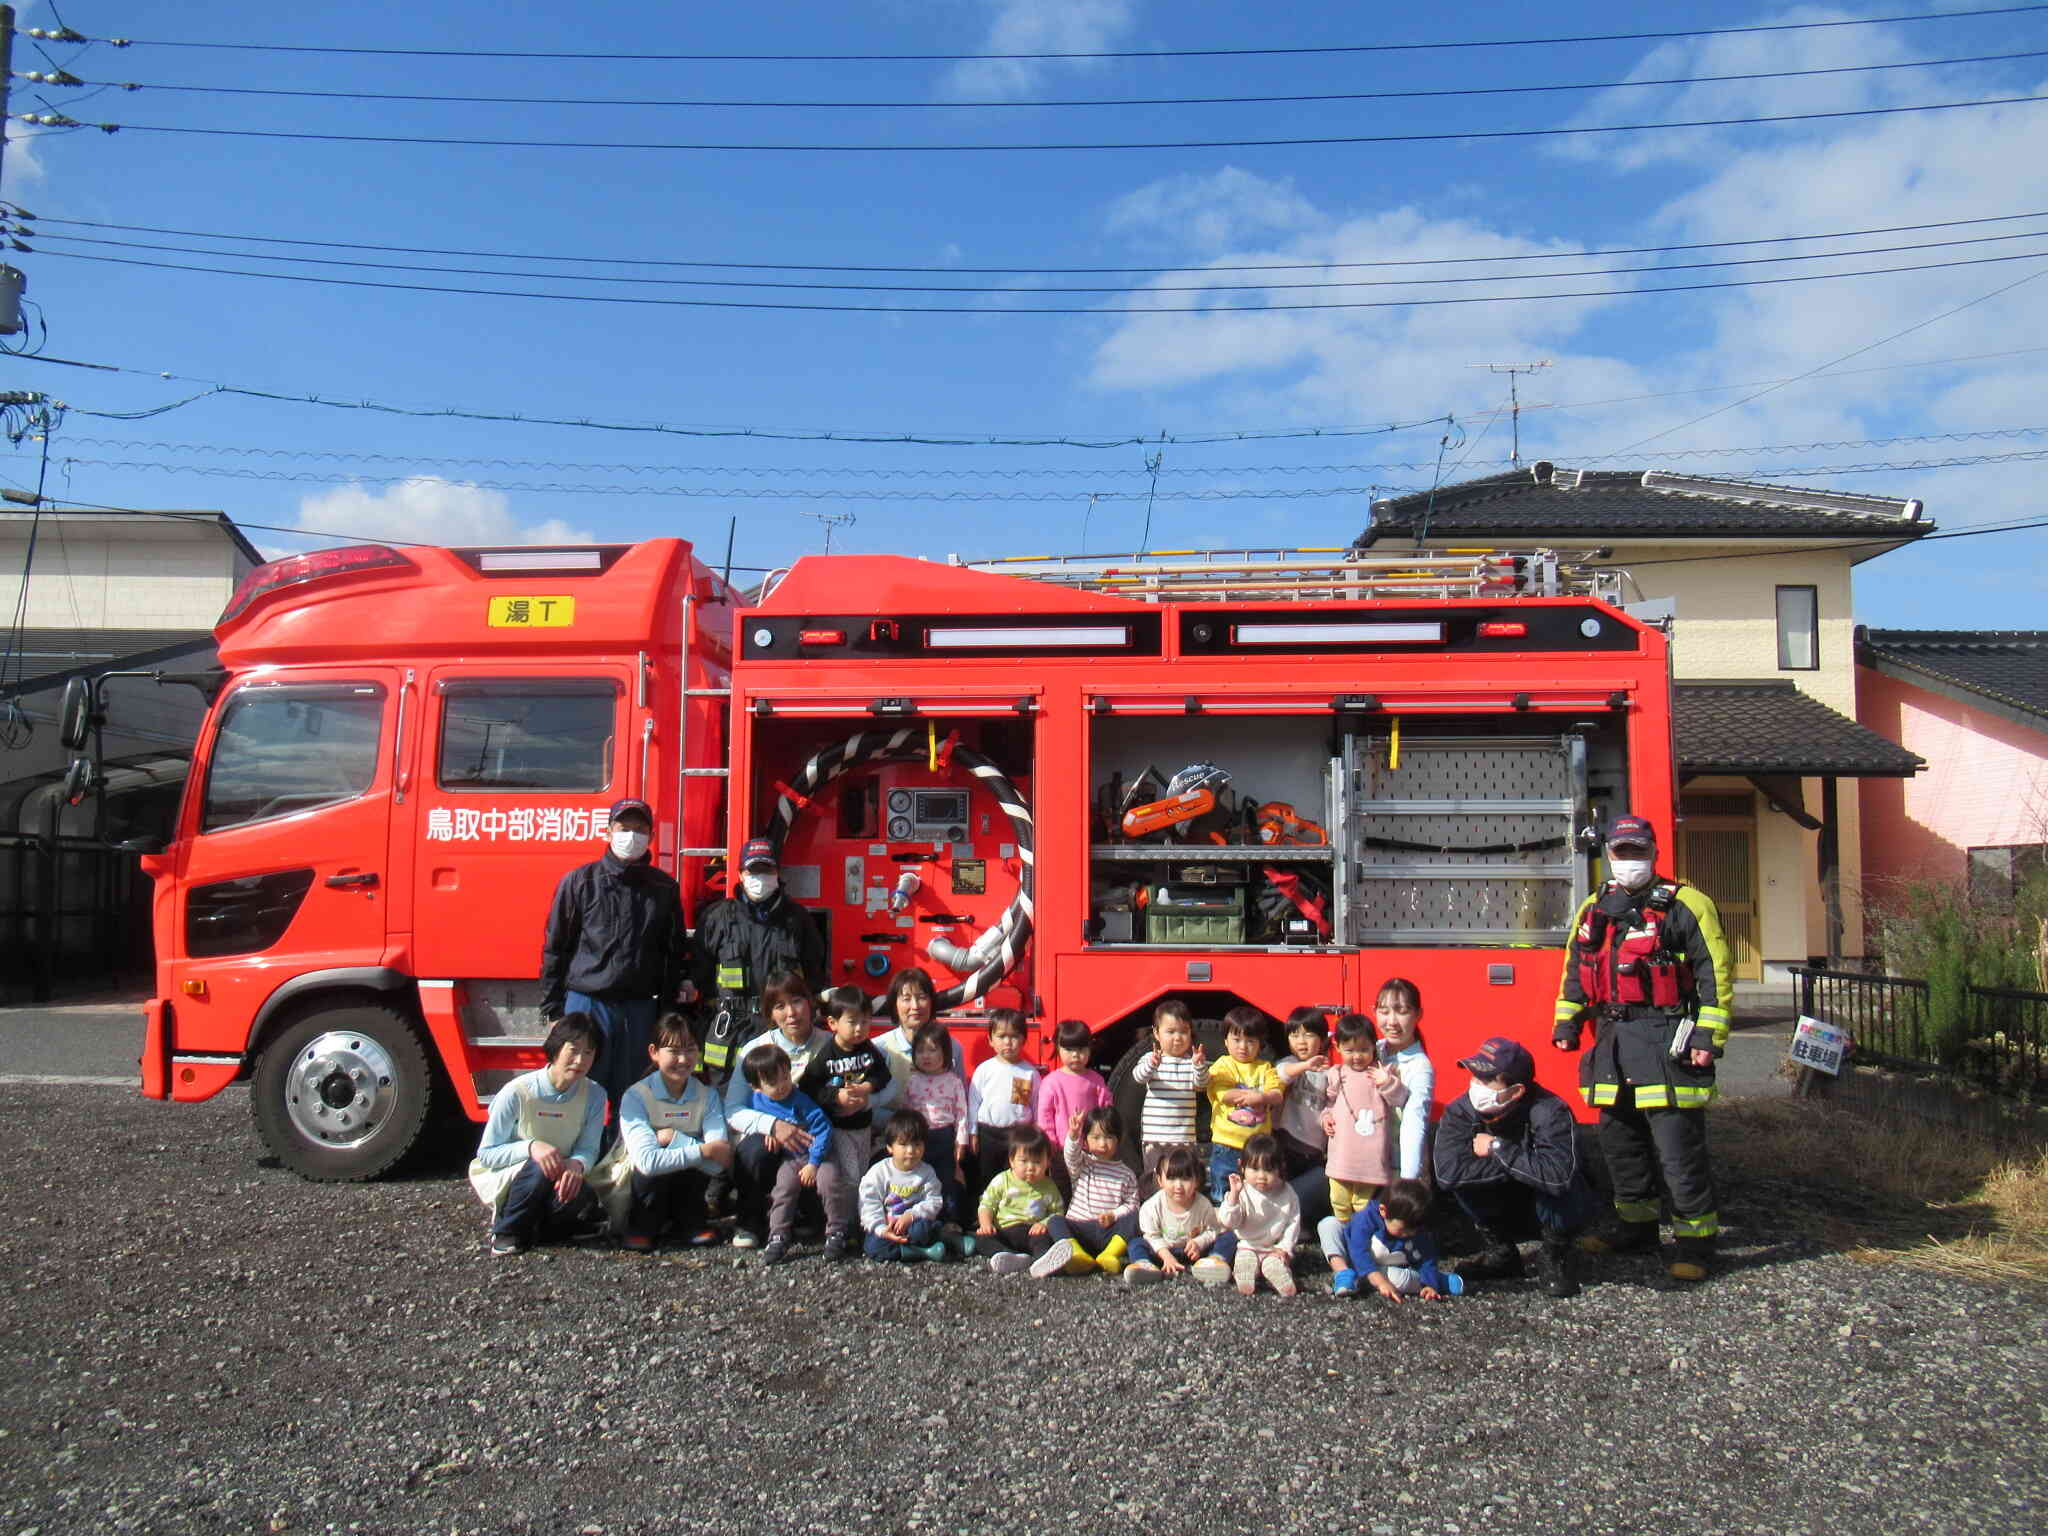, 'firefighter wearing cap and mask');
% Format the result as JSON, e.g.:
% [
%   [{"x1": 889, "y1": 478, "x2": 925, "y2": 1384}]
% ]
[
  {"x1": 540, "y1": 798, "x2": 694, "y2": 1136},
  {"x1": 1552, "y1": 813, "x2": 1732, "y2": 1281},
  {"x1": 691, "y1": 838, "x2": 828, "y2": 1083}
]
